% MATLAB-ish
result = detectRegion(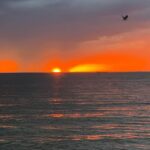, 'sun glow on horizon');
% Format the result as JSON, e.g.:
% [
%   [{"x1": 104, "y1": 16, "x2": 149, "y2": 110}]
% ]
[
  {"x1": 51, "y1": 68, "x2": 62, "y2": 73},
  {"x1": 69, "y1": 64, "x2": 108, "y2": 72}
]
